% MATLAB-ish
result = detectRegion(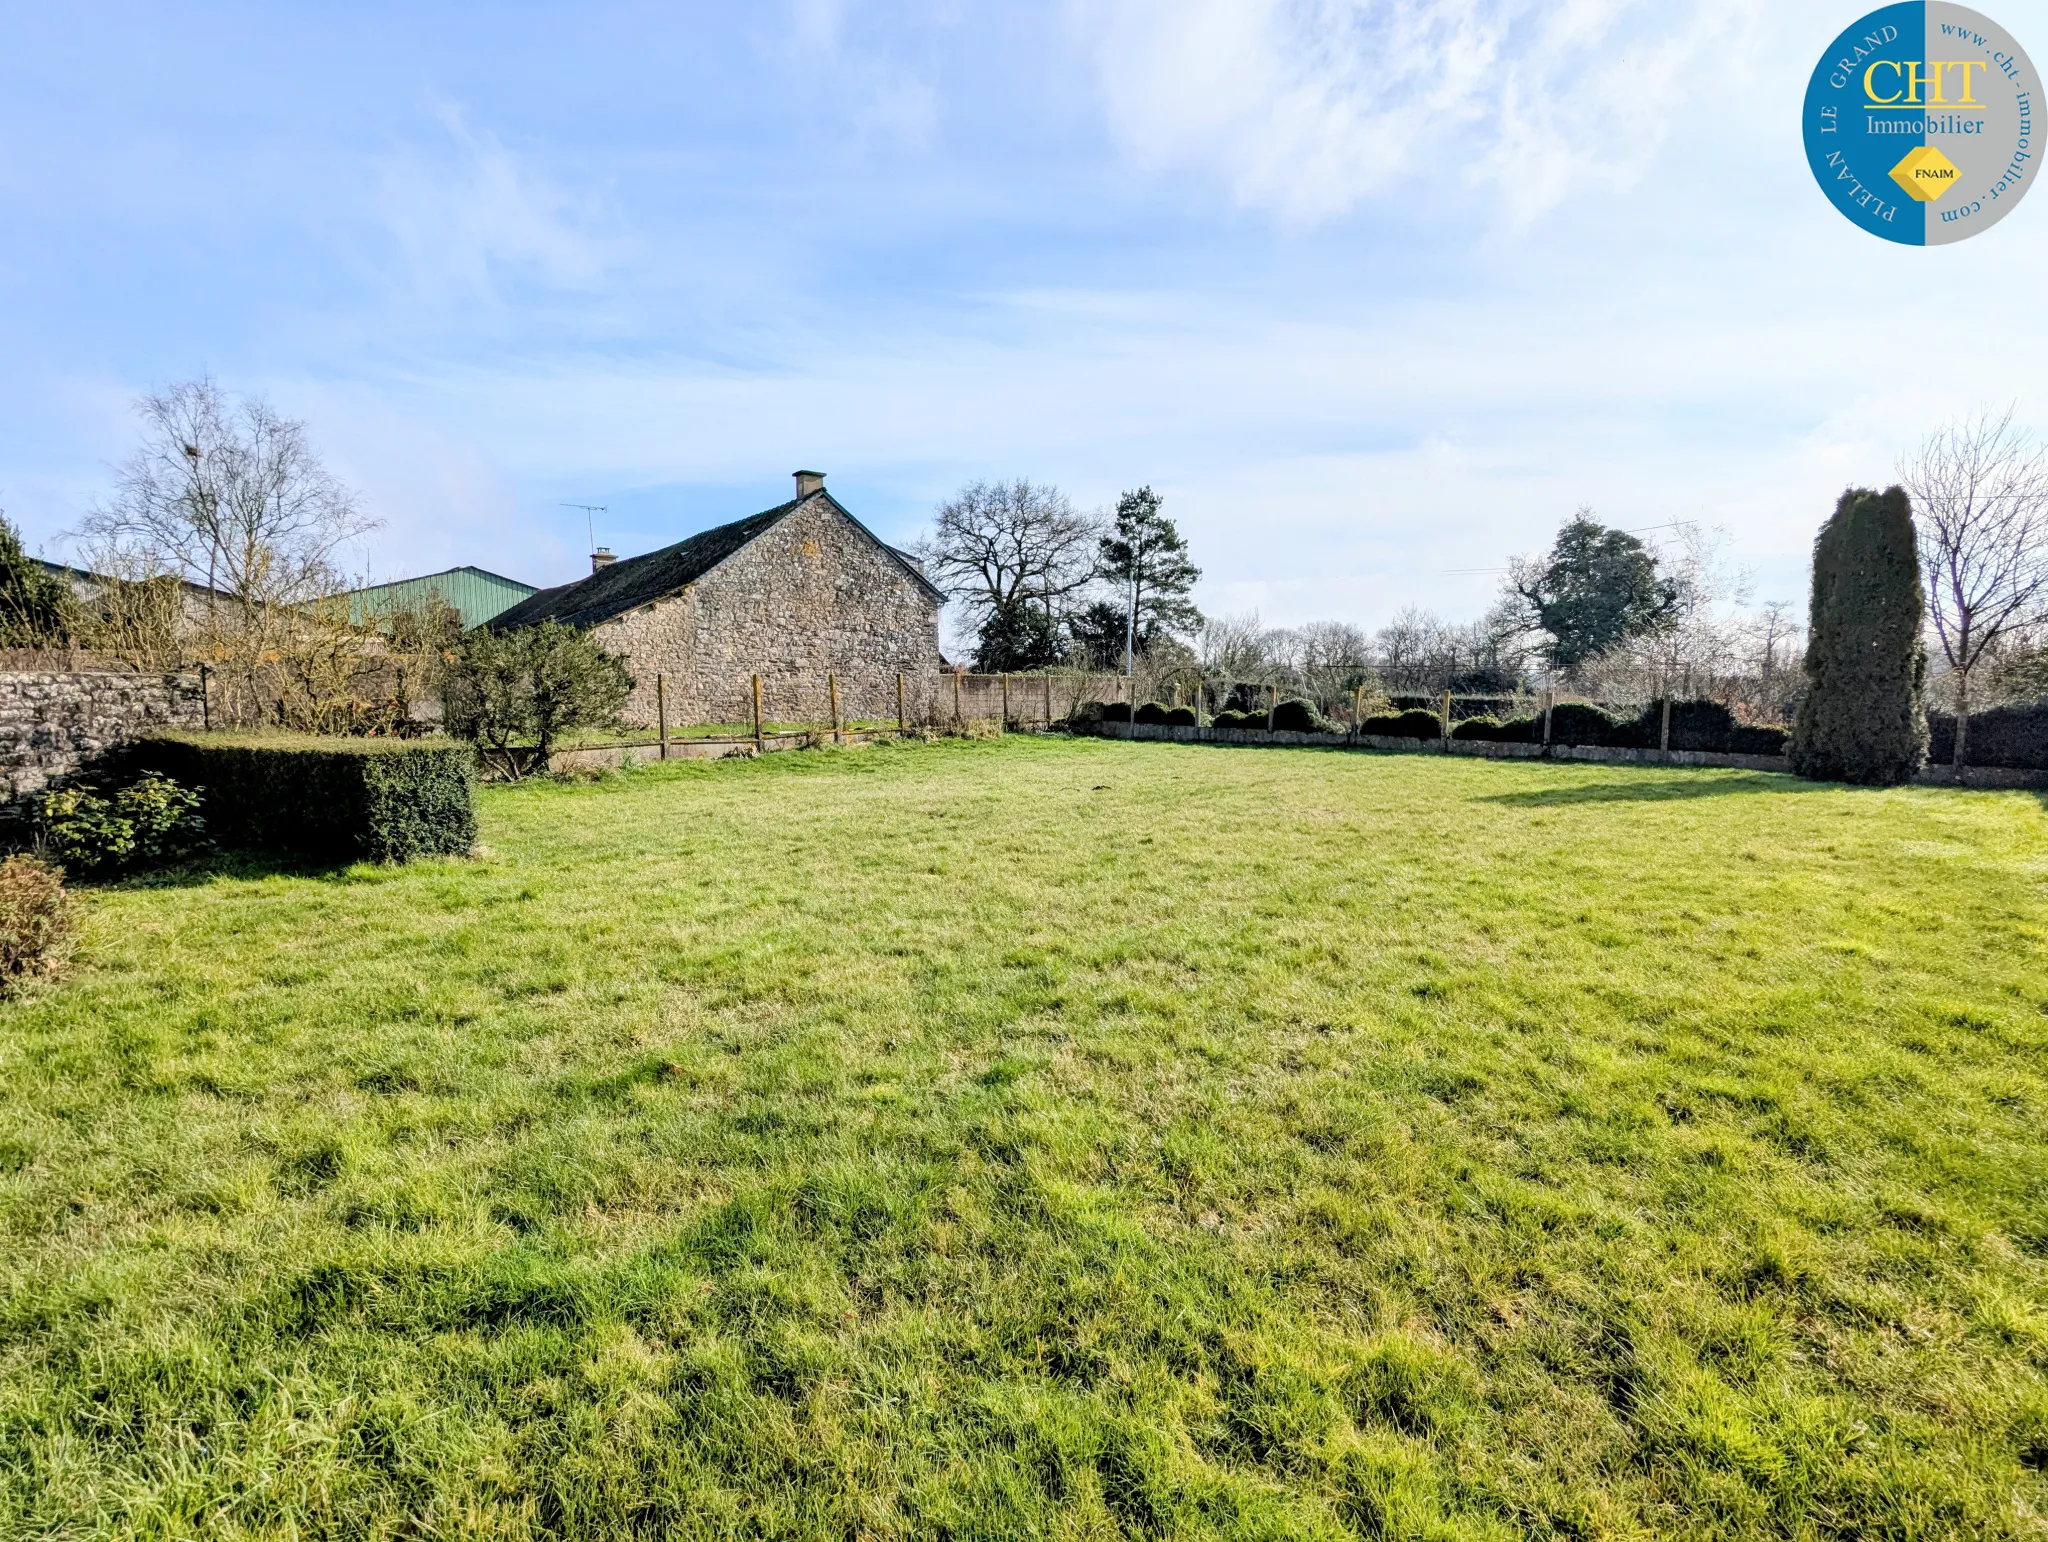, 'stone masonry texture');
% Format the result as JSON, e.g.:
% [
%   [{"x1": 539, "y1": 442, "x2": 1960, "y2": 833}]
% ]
[
  {"x1": 0, "y1": 669, "x2": 207, "y2": 804},
  {"x1": 593, "y1": 499, "x2": 944, "y2": 727}
]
